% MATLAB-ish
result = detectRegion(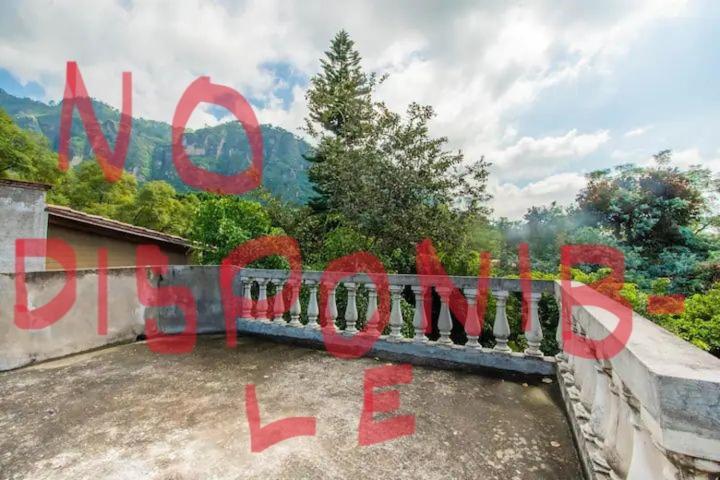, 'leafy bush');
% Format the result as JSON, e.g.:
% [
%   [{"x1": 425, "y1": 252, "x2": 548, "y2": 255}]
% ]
[{"x1": 659, "y1": 285, "x2": 720, "y2": 356}]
